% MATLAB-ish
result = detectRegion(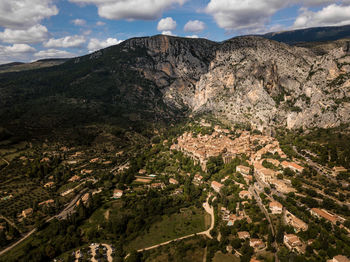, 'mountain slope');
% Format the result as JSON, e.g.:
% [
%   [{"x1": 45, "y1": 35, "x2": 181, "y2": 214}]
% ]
[
  {"x1": 0, "y1": 34, "x2": 349, "y2": 140},
  {"x1": 263, "y1": 24, "x2": 350, "y2": 45}
]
